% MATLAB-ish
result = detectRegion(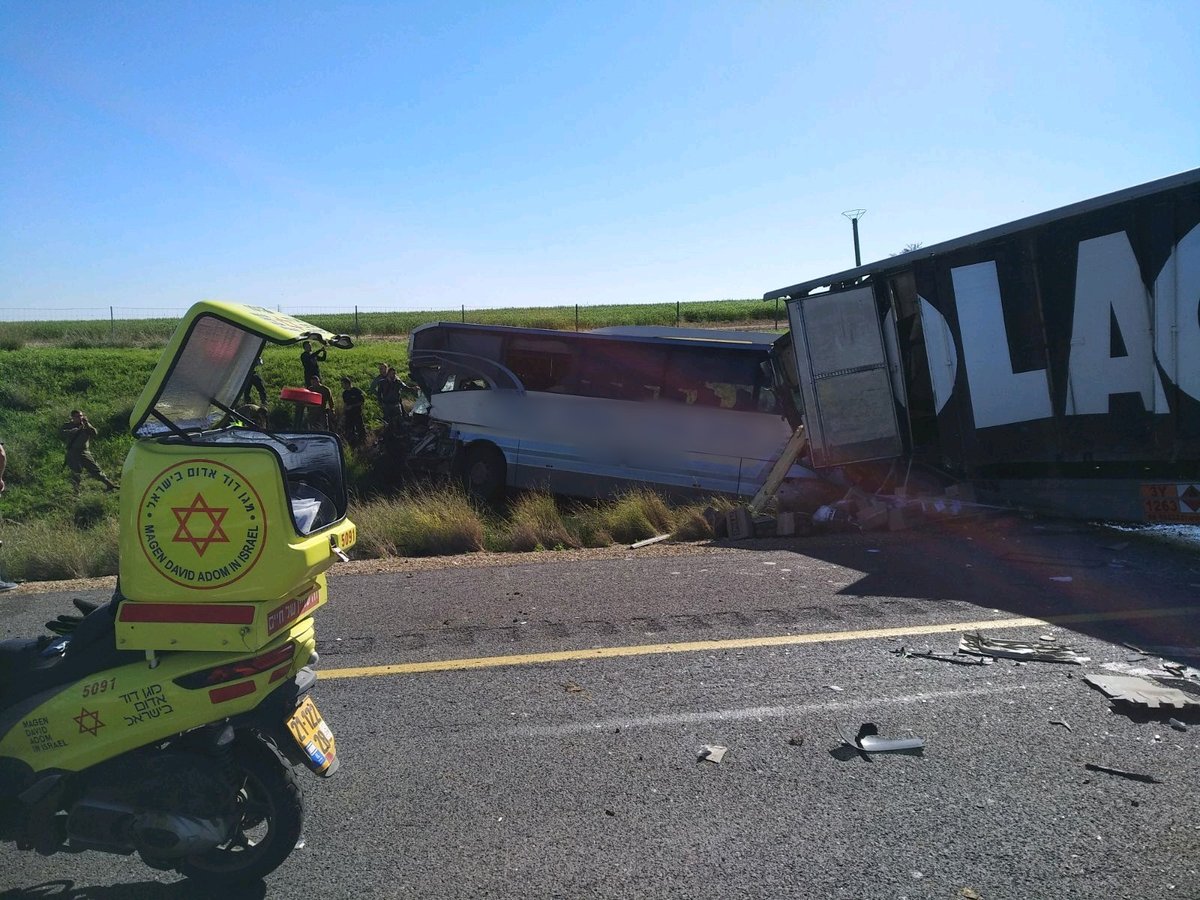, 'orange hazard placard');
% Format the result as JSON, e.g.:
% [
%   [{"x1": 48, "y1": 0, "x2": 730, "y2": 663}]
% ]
[{"x1": 1140, "y1": 483, "x2": 1200, "y2": 522}]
